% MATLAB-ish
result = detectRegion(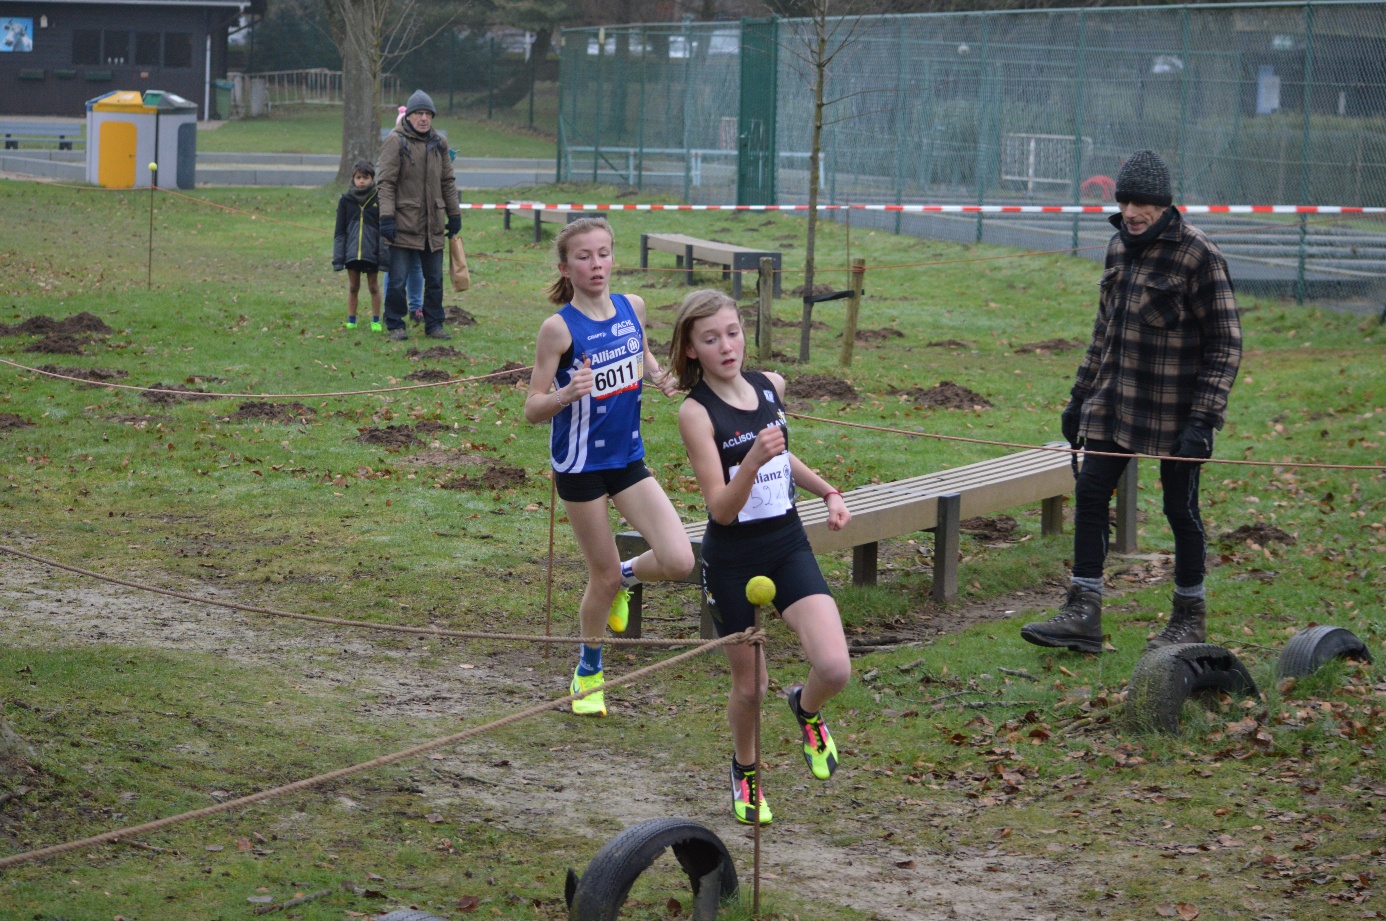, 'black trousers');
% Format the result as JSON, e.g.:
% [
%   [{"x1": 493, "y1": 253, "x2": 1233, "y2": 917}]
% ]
[
  {"x1": 1072, "y1": 440, "x2": 1206, "y2": 589},
  {"x1": 384, "y1": 245, "x2": 444, "y2": 332}
]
